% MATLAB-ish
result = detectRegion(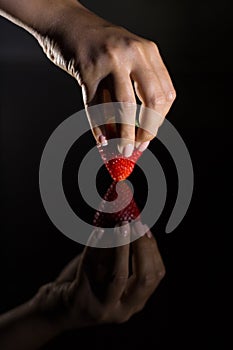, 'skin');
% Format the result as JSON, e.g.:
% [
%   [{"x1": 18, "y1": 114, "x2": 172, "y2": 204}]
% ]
[
  {"x1": 0, "y1": 0, "x2": 176, "y2": 155},
  {"x1": 0, "y1": 230, "x2": 165, "y2": 349},
  {"x1": 0, "y1": 2, "x2": 169, "y2": 347}
]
